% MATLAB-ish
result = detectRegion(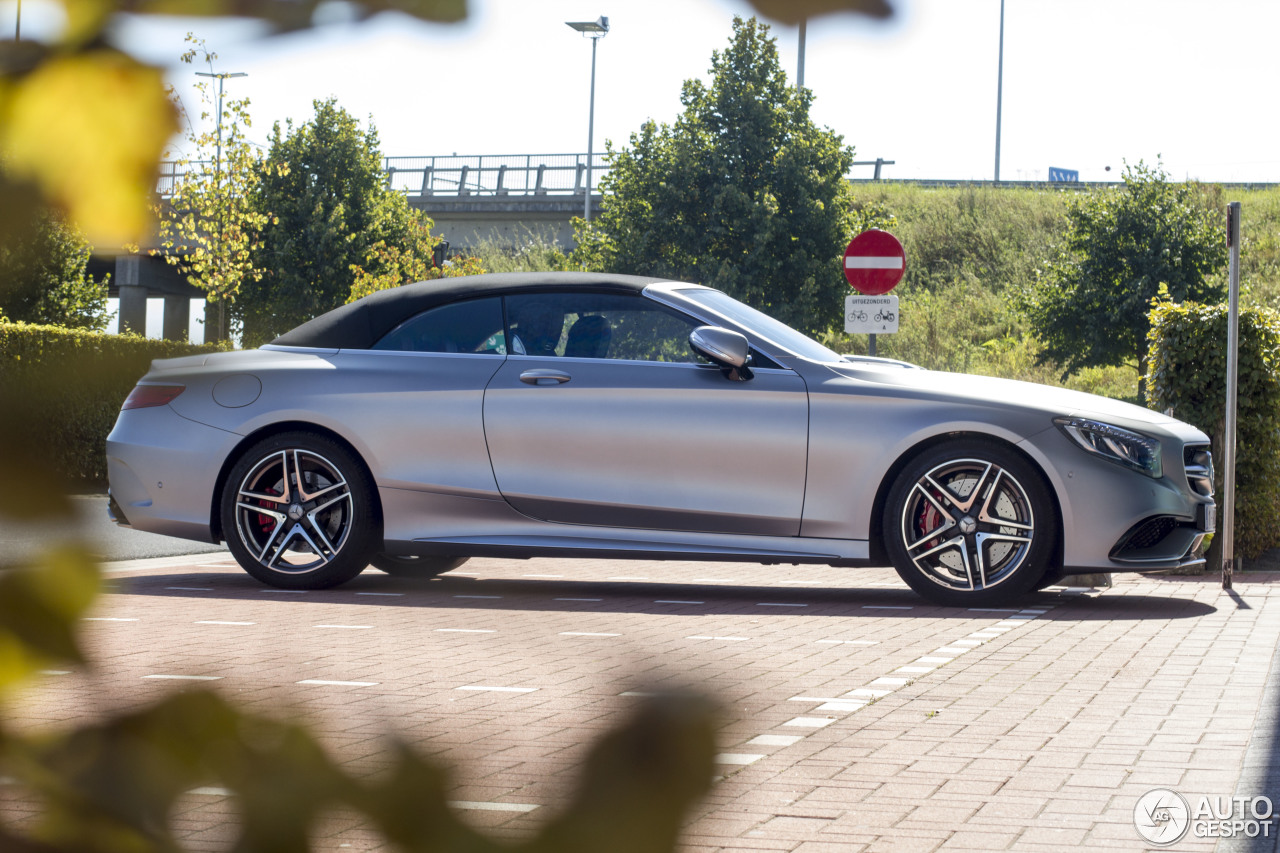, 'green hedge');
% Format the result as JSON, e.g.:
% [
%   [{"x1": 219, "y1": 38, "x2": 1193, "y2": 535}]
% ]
[
  {"x1": 1146, "y1": 301, "x2": 1280, "y2": 559},
  {"x1": 0, "y1": 322, "x2": 229, "y2": 485}
]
